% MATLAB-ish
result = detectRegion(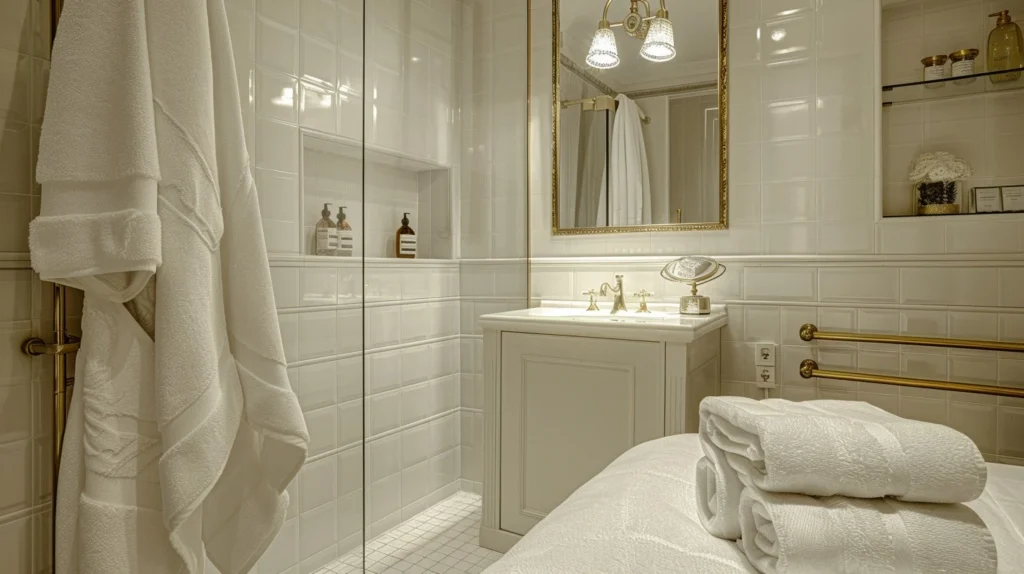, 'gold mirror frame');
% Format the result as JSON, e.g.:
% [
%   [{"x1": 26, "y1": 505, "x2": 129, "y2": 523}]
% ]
[{"x1": 551, "y1": 0, "x2": 729, "y2": 235}]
